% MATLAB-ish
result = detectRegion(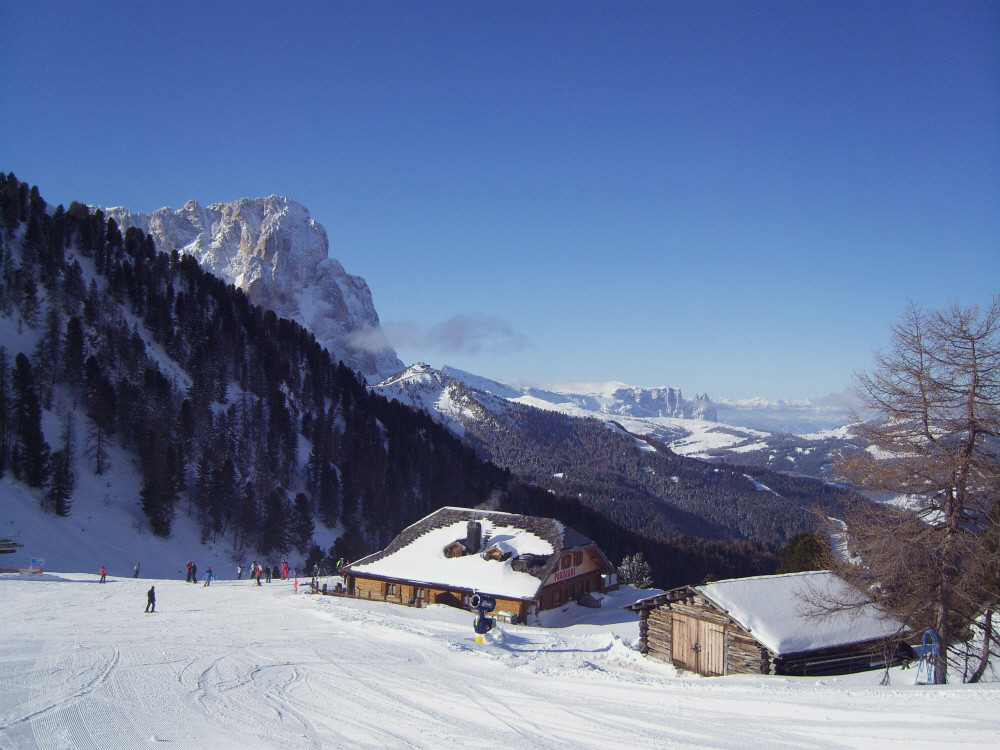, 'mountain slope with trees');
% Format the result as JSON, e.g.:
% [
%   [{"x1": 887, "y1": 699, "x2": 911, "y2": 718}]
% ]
[
  {"x1": 377, "y1": 366, "x2": 850, "y2": 545},
  {"x1": 0, "y1": 173, "x2": 785, "y2": 588}
]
